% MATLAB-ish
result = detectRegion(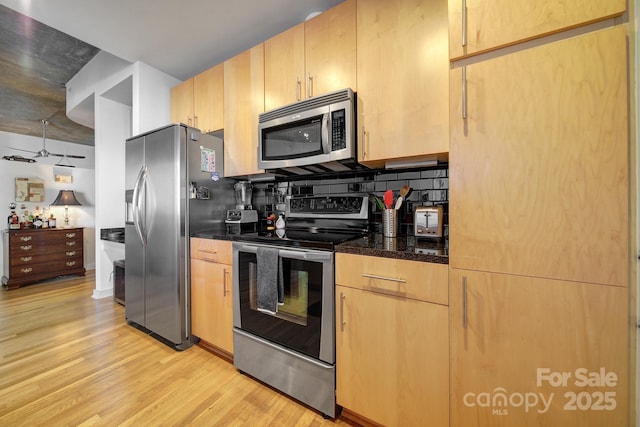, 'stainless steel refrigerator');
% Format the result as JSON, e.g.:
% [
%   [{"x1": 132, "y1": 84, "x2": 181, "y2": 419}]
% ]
[{"x1": 124, "y1": 124, "x2": 231, "y2": 350}]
